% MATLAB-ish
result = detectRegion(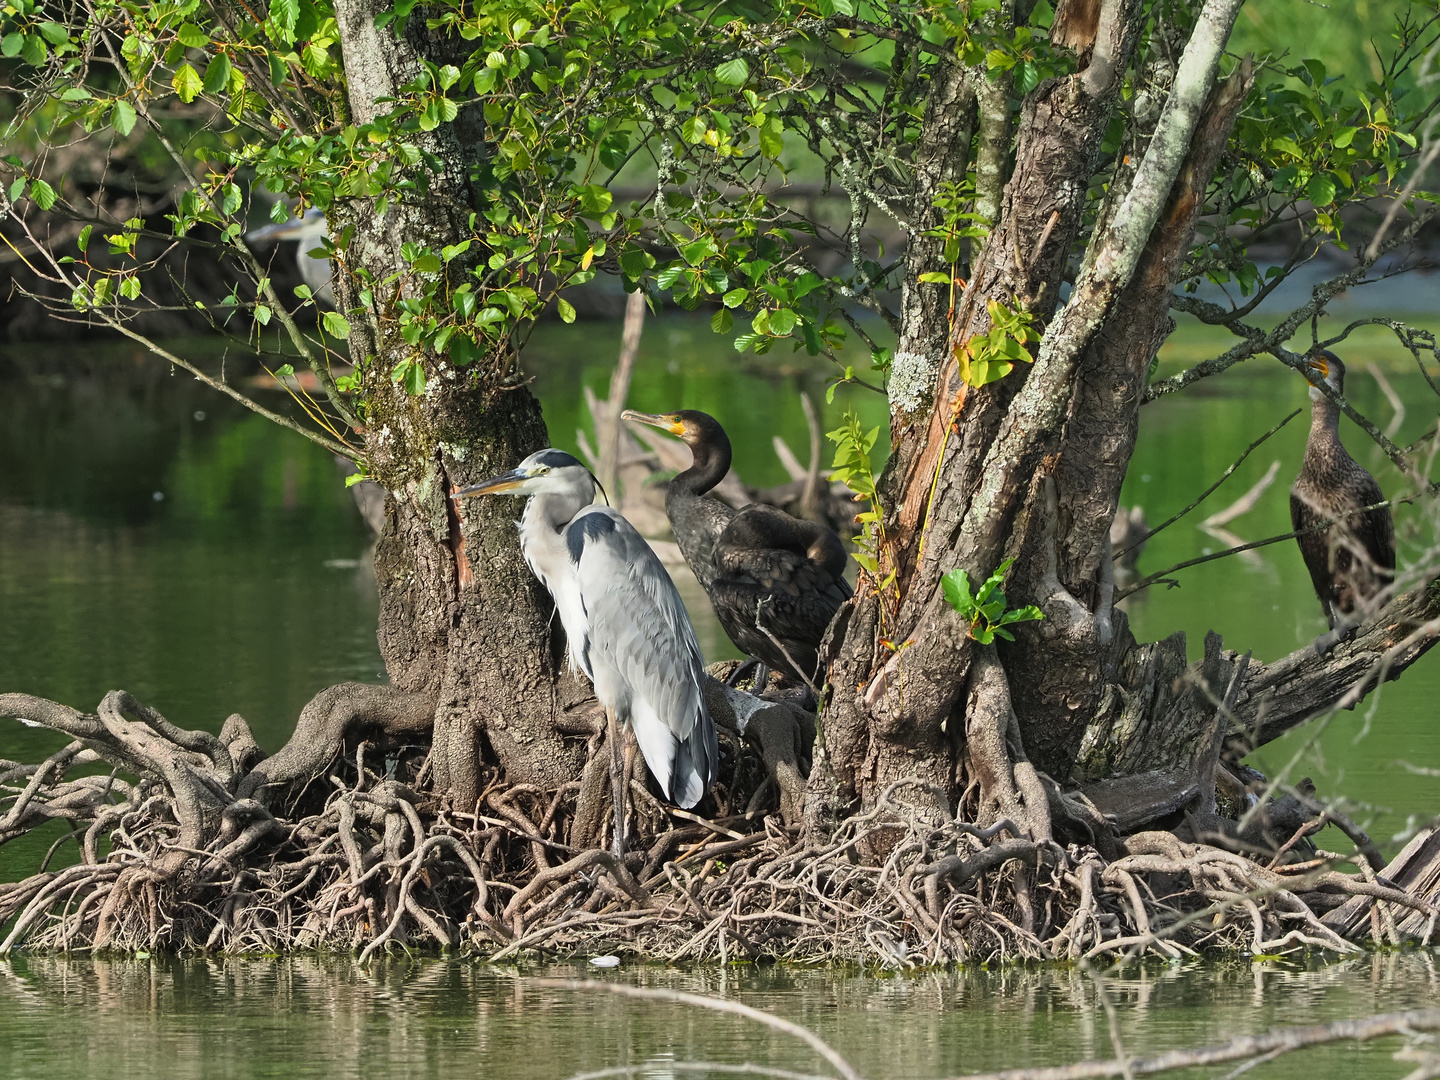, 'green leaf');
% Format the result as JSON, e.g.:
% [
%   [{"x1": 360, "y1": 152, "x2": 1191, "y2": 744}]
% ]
[
  {"x1": 254, "y1": 303, "x2": 272, "y2": 325},
  {"x1": 1306, "y1": 173, "x2": 1337, "y2": 206},
  {"x1": 996, "y1": 604, "x2": 1045, "y2": 626},
  {"x1": 722, "y1": 287, "x2": 749, "y2": 308},
  {"x1": 204, "y1": 53, "x2": 232, "y2": 94},
  {"x1": 681, "y1": 237, "x2": 716, "y2": 265},
  {"x1": 1270, "y1": 136, "x2": 1304, "y2": 160},
  {"x1": 714, "y1": 57, "x2": 749, "y2": 86},
  {"x1": 711, "y1": 307, "x2": 733, "y2": 333},
  {"x1": 38, "y1": 21, "x2": 68, "y2": 46},
  {"x1": 681, "y1": 116, "x2": 707, "y2": 144},
  {"x1": 557, "y1": 297, "x2": 576, "y2": 323},
  {"x1": 759, "y1": 116, "x2": 784, "y2": 158},
  {"x1": 172, "y1": 63, "x2": 203, "y2": 103},
  {"x1": 452, "y1": 288, "x2": 477, "y2": 319},
  {"x1": 77, "y1": 224, "x2": 92, "y2": 252},
  {"x1": 941, "y1": 568, "x2": 974, "y2": 615},
  {"x1": 19, "y1": 33, "x2": 45, "y2": 66},
  {"x1": 917, "y1": 271, "x2": 952, "y2": 284},
  {"x1": 578, "y1": 184, "x2": 612, "y2": 214},
  {"x1": 402, "y1": 360, "x2": 425, "y2": 395},
  {"x1": 28, "y1": 179, "x2": 56, "y2": 210},
  {"x1": 177, "y1": 22, "x2": 208, "y2": 47},
  {"x1": 618, "y1": 249, "x2": 652, "y2": 279},
  {"x1": 1, "y1": 33, "x2": 21, "y2": 57},
  {"x1": 450, "y1": 334, "x2": 479, "y2": 366},
  {"x1": 768, "y1": 308, "x2": 797, "y2": 335},
  {"x1": 269, "y1": 0, "x2": 299, "y2": 44},
  {"x1": 110, "y1": 99, "x2": 137, "y2": 136},
  {"x1": 322, "y1": 311, "x2": 351, "y2": 339},
  {"x1": 274, "y1": 363, "x2": 295, "y2": 378},
  {"x1": 120, "y1": 275, "x2": 141, "y2": 300}
]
